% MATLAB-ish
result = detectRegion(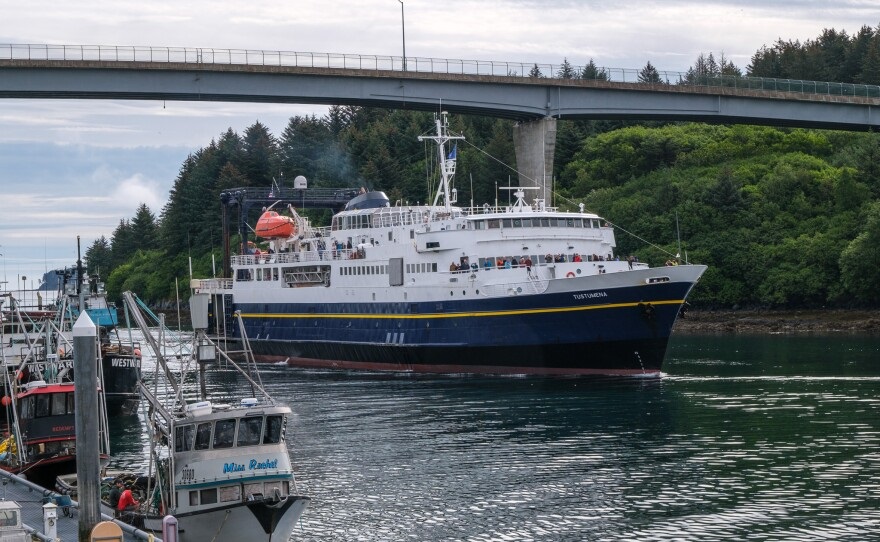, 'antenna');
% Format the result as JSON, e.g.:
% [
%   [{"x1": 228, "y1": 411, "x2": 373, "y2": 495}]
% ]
[{"x1": 675, "y1": 211, "x2": 682, "y2": 263}]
